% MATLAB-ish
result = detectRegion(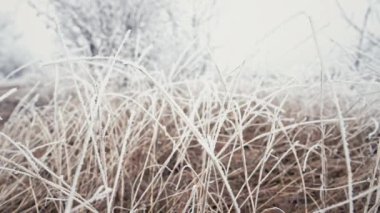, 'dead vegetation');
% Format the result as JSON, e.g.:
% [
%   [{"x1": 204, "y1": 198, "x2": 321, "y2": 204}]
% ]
[{"x1": 0, "y1": 62, "x2": 379, "y2": 212}]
